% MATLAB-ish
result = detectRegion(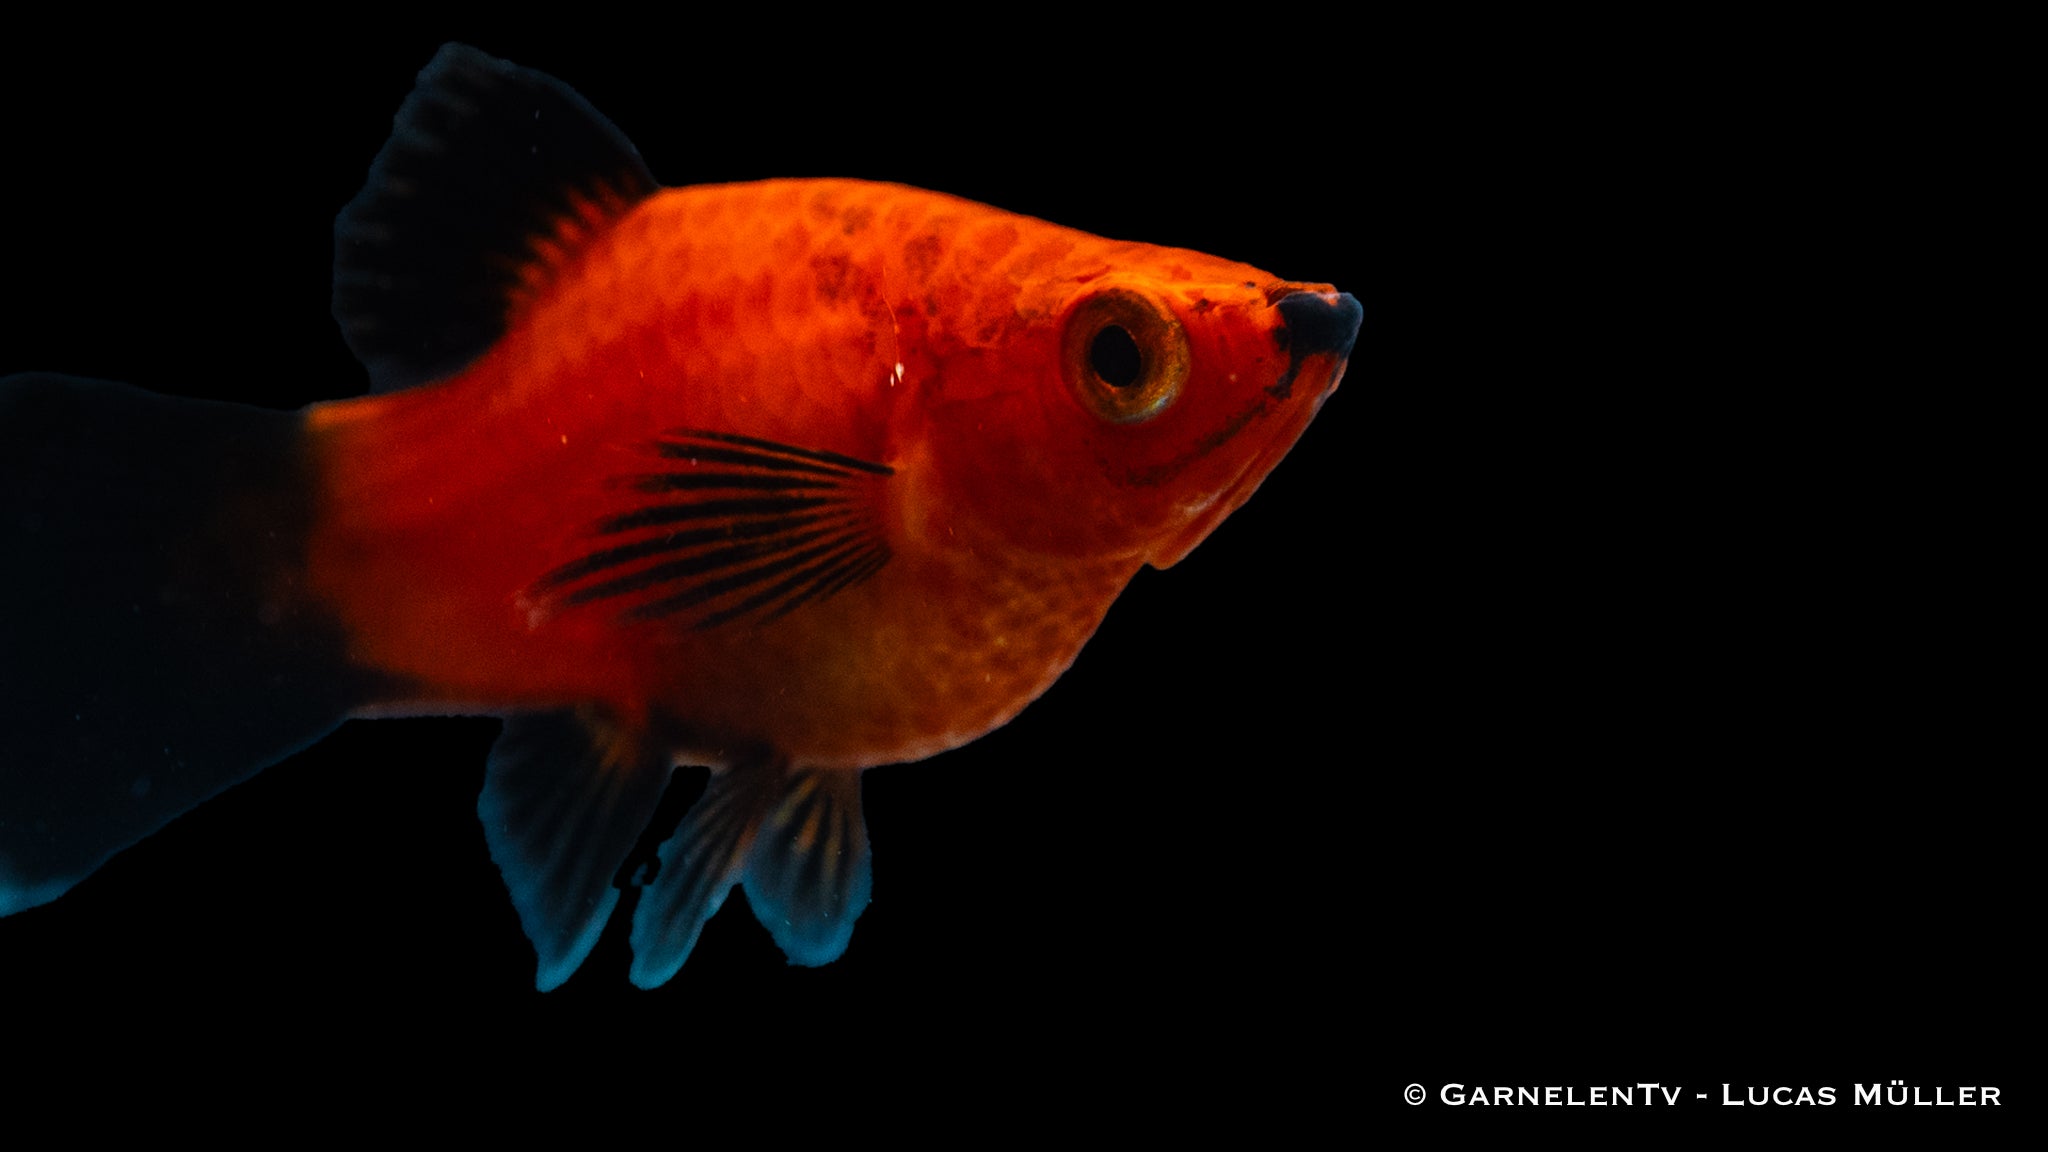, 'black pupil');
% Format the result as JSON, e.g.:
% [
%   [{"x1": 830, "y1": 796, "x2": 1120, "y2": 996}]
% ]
[{"x1": 1089, "y1": 325, "x2": 1143, "y2": 388}]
